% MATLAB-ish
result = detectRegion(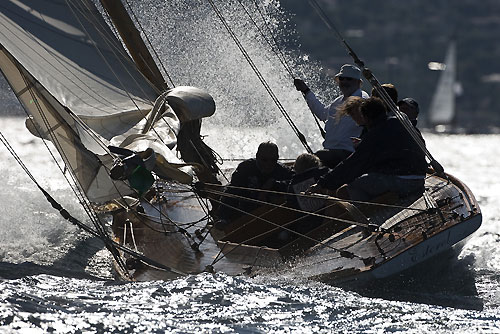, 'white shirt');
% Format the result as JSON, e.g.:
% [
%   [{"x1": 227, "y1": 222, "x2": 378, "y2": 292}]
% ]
[{"x1": 304, "y1": 88, "x2": 369, "y2": 152}]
